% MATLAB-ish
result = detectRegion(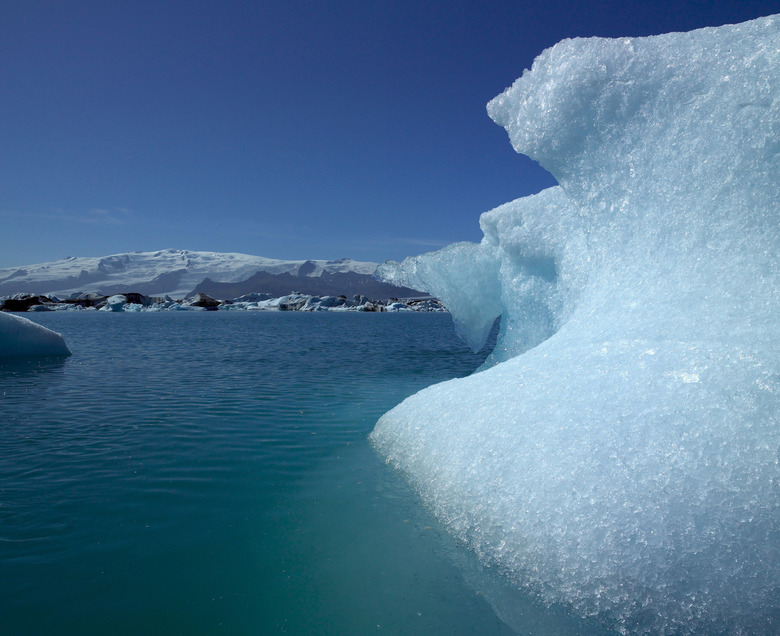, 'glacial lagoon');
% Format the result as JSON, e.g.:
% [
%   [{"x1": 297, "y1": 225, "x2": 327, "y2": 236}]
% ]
[
  {"x1": 1, "y1": 311, "x2": 599, "y2": 635},
  {"x1": 3, "y1": 14, "x2": 778, "y2": 635}
]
